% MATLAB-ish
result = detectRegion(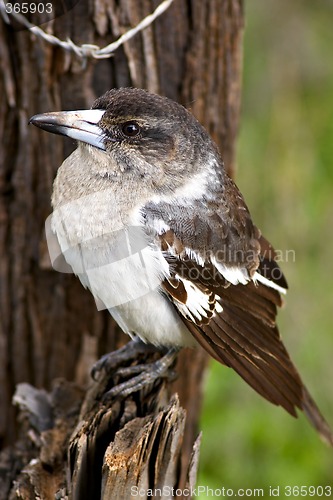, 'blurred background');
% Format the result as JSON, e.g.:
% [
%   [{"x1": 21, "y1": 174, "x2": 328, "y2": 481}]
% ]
[{"x1": 198, "y1": 0, "x2": 333, "y2": 494}]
